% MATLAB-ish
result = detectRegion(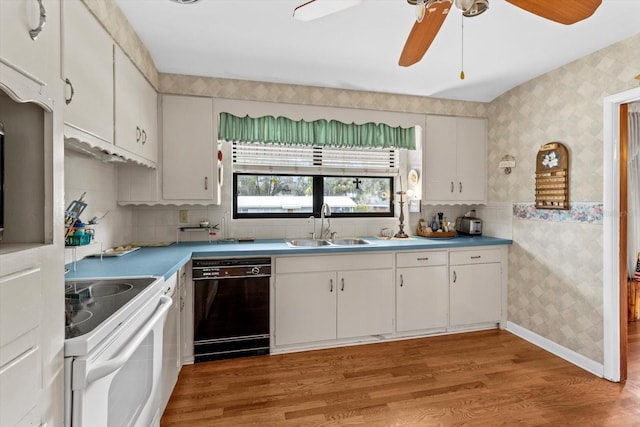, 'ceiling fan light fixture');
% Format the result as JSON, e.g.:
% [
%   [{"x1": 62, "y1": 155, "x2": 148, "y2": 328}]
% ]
[
  {"x1": 168, "y1": 0, "x2": 200, "y2": 4},
  {"x1": 462, "y1": 0, "x2": 489, "y2": 17},
  {"x1": 454, "y1": 0, "x2": 475, "y2": 12},
  {"x1": 415, "y1": 0, "x2": 426, "y2": 23}
]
